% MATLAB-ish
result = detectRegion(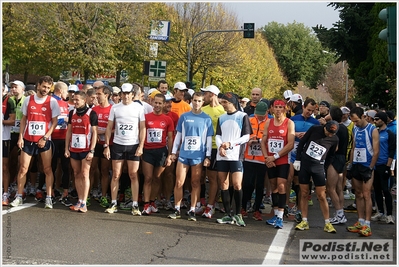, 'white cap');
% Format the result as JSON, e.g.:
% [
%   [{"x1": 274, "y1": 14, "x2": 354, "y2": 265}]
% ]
[
  {"x1": 188, "y1": 89, "x2": 195, "y2": 96},
  {"x1": 165, "y1": 95, "x2": 175, "y2": 101},
  {"x1": 201, "y1": 85, "x2": 220, "y2": 95},
  {"x1": 112, "y1": 87, "x2": 121, "y2": 94},
  {"x1": 68, "y1": 84, "x2": 79, "y2": 92},
  {"x1": 241, "y1": 97, "x2": 250, "y2": 103},
  {"x1": 283, "y1": 90, "x2": 293, "y2": 100},
  {"x1": 288, "y1": 93, "x2": 303, "y2": 103},
  {"x1": 11, "y1": 80, "x2": 26, "y2": 89},
  {"x1": 340, "y1": 106, "x2": 350, "y2": 114},
  {"x1": 174, "y1": 82, "x2": 188, "y2": 90},
  {"x1": 121, "y1": 83, "x2": 133, "y2": 93}
]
